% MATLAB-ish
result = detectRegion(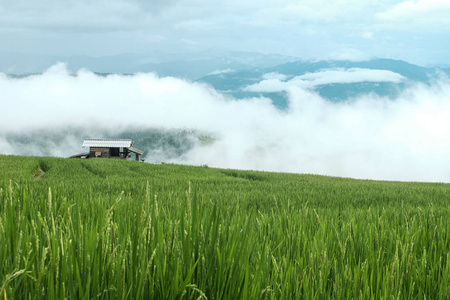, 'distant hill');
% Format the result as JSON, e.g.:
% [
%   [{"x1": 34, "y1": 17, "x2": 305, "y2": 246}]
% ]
[
  {"x1": 265, "y1": 58, "x2": 431, "y2": 81},
  {"x1": 197, "y1": 58, "x2": 447, "y2": 108},
  {"x1": 2, "y1": 52, "x2": 448, "y2": 110},
  {"x1": 0, "y1": 51, "x2": 298, "y2": 79}
]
